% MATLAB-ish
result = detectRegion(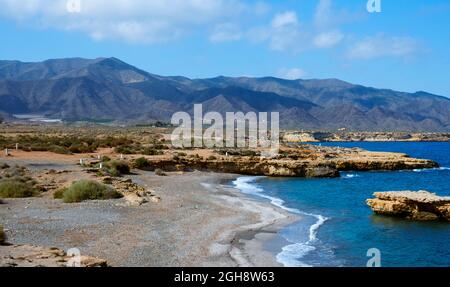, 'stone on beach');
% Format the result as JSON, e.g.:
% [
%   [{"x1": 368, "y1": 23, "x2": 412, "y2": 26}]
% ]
[{"x1": 0, "y1": 245, "x2": 108, "y2": 267}]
